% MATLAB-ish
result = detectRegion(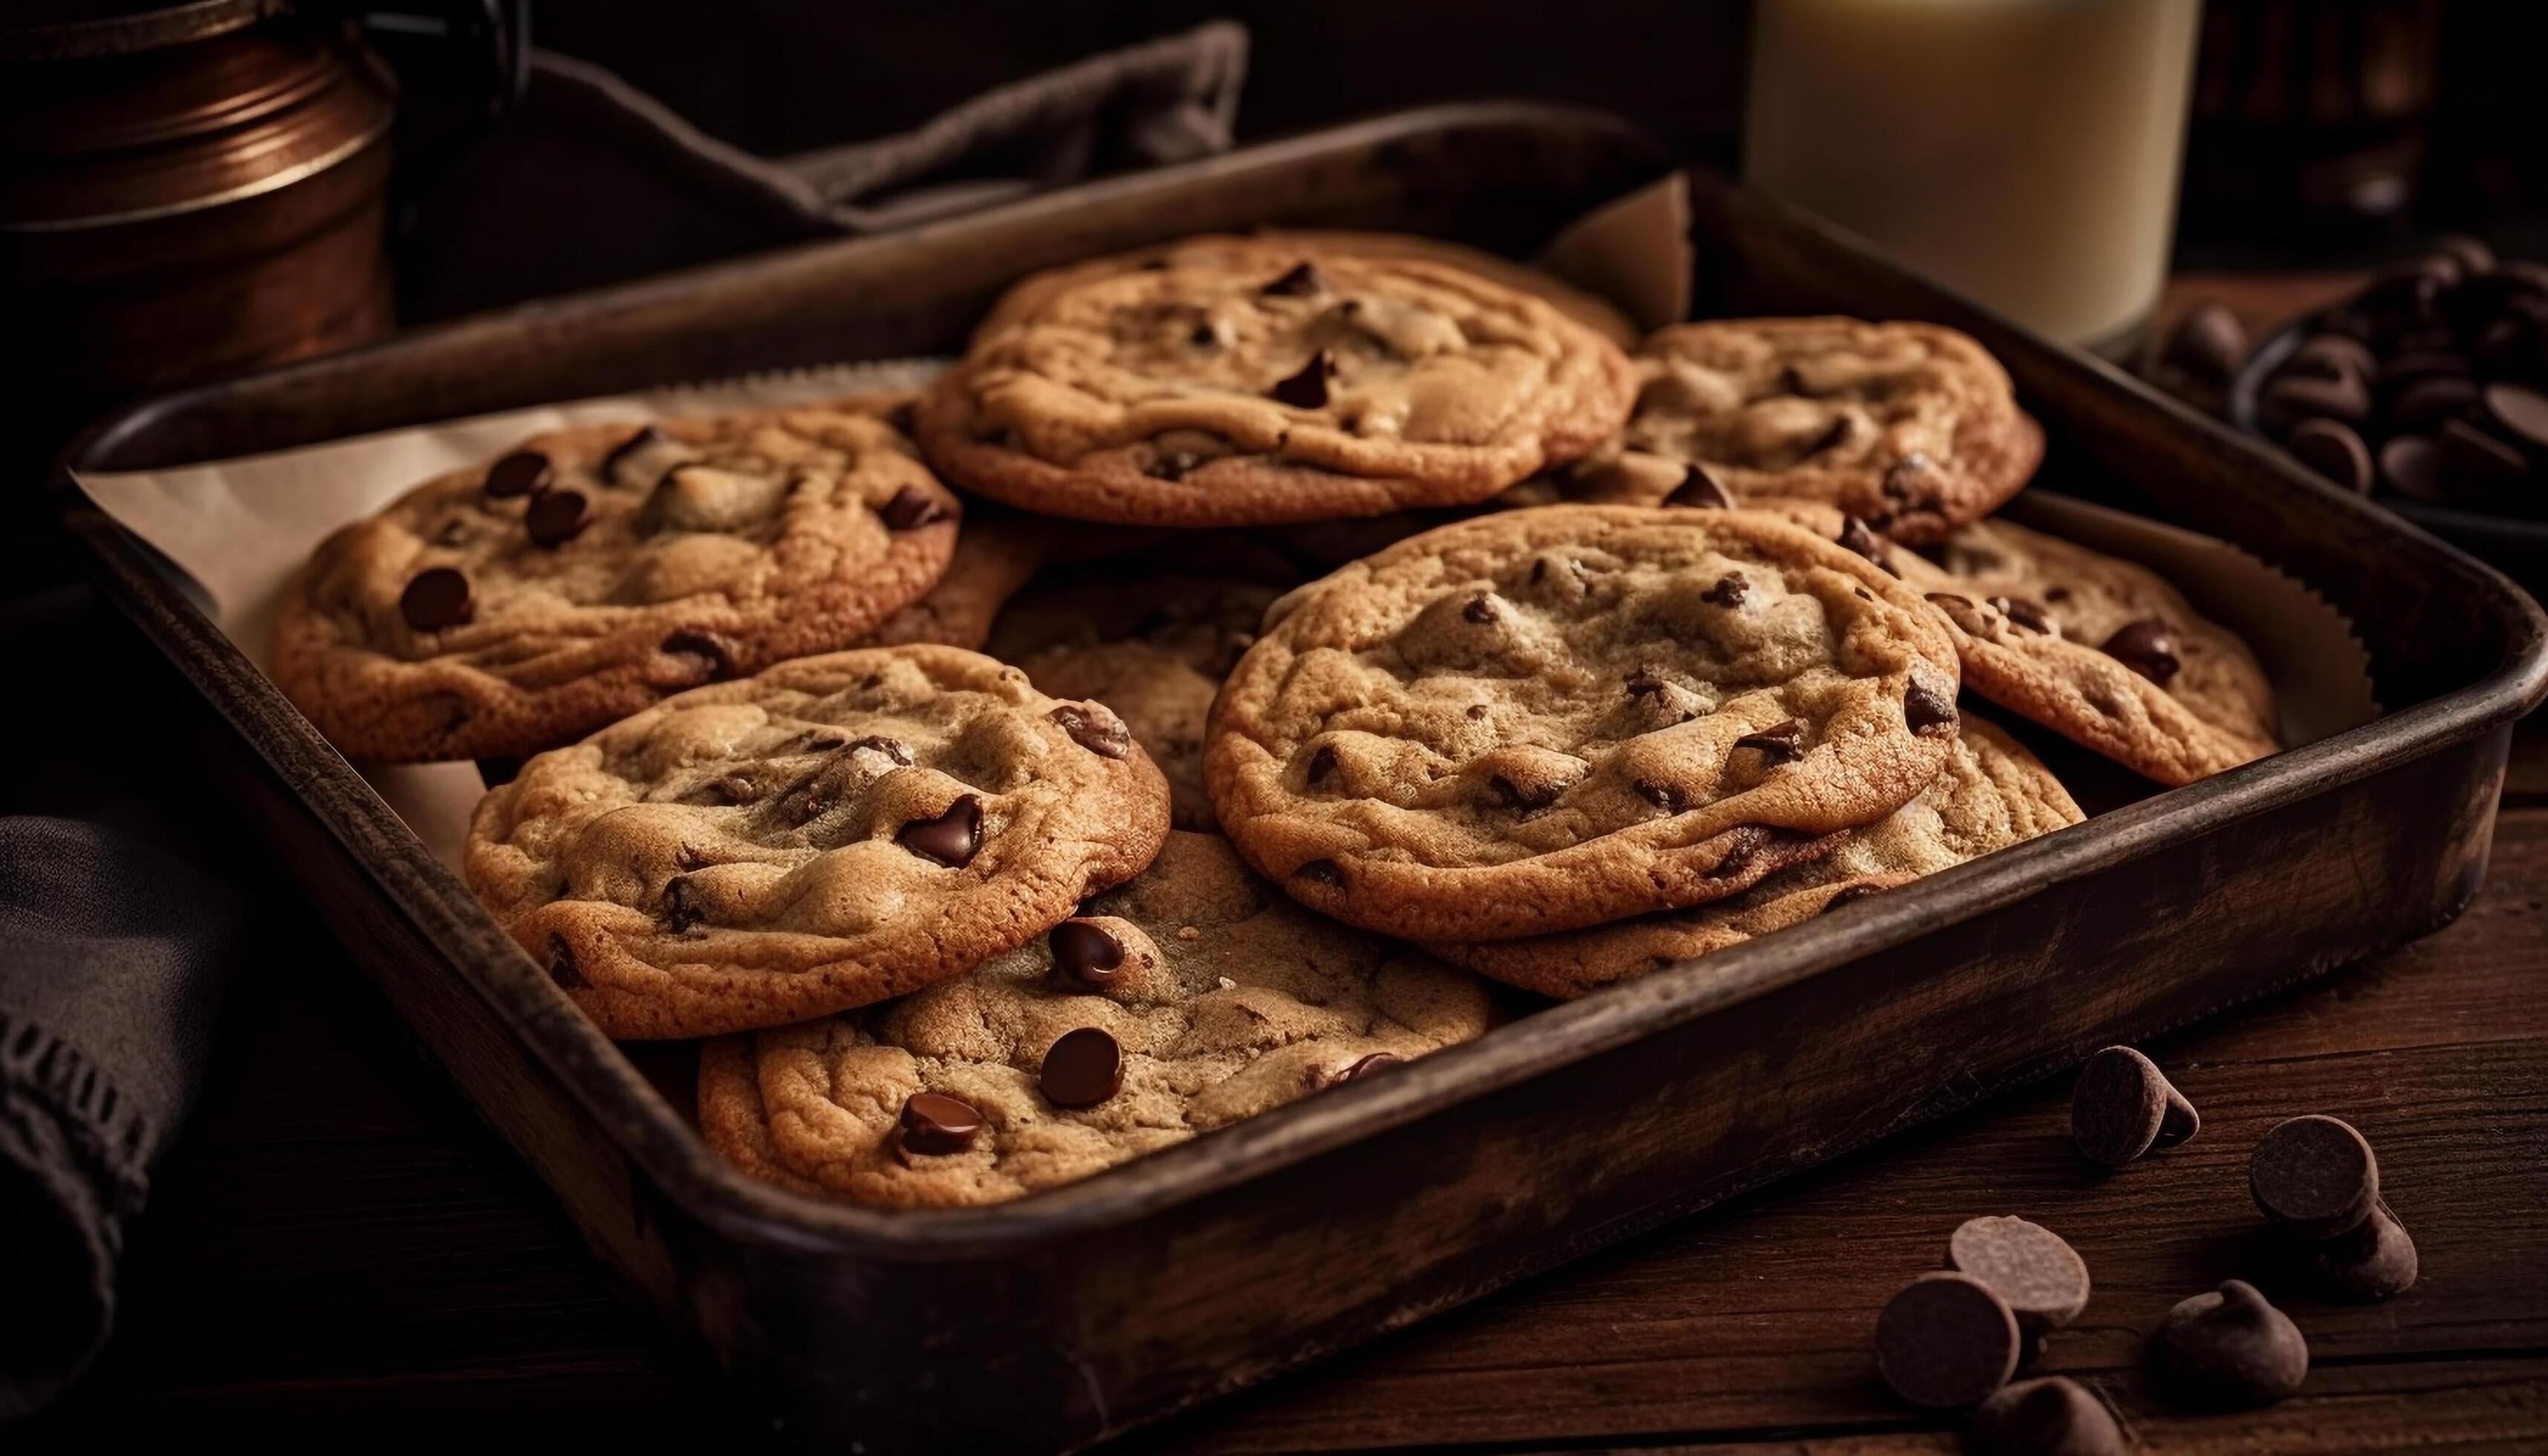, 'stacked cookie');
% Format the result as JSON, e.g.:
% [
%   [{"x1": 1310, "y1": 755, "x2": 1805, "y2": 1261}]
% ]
[{"x1": 269, "y1": 232, "x2": 2286, "y2": 1209}]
